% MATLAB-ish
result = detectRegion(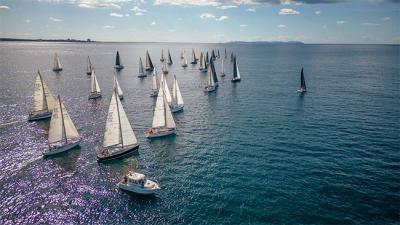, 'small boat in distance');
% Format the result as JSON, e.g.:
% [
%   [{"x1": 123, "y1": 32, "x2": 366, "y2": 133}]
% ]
[
  {"x1": 162, "y1": 61, "x2": 168, "y2": 74},
  {"x1": 97, "y1": 87, "x2": 139, "y2": 162},
  {"x1": 198, "y1": 52, "x2": 207, "y2": 72},
  {"x1": 114, "y1": 51, "x2": 124, "y2": 71},
  {"x1": 145, "y1": 79, "x2": 176, "y2": 138},
  {"x1": 117, "y1": 171, "x2": 160, "y2": 195},
  {"x1": 53, "y1": 54, "x2": 63, "y2": 72},
  {"x1": 217, "y1": 49, "x2": 220, "y2": 59},
  {"x1": 145, "y1": 50, "x2": 154, "y2": 71},
  {"x1": 150, "y1": 69, "x2": 159, "y2": 97},
  {"x1": 171, "y1": 74, "x2": 184, "y2": 113},
  {"x1": 211, "y1": 60, "x2": 219, "y2": 86},
  {"x1": 231, "y1": 56, "x2": 241, "y2": 82},
  {"x1": 297, "y1": 68, "x2": 307, "y2": 93},
  {"x1": 114, "y1": 76, "x2": 123, "y2": 99},
  {"x1": 28, "y1": 71, "x2": 55, "y2": 121},
  {"x1": 230, "y1": 52, "x2": 234, "y2": 62},
  {"x1": 44, "y1": 95, "x2": 80, "y2": 156},
  {"x1": 138, "y1": 57, "x2": 146, "y2": 78},
  {"x1": 204, "y1": 60, "x2": 217, "y2": 92},
  {"x1": 225, "y1": 48, "x2": 227, "y2": 59},
  {"x1": 190, "y1": 48, "x2": 197, "y2": 64},
  {"x1": 211, "y1": 50, "x2": 216, "y2": 61},
  {"x1": 220, "y1": 59, "x2": 226, "y2": 77},
  {"x1": 180, "y1": 50, "x2": 185, "y2": 59},
  {"x1": 206, "y1": 52, "x2": 210, "y2": 65},
  {"x1": 167, "y1": 50, "x2": 173, "y2": 65},
  {"x1": 86, "y1": 56, "x2": 93, "y2": 75},
  {"x1": 181, "y1": 55, "x2": 188, "y2": 67},
  {"x1": 160, "y1": 49, "x2": 165, "y2": 62},
  {"x1": 88, "y1": 70, "x2": 101, "y2": 99}
]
